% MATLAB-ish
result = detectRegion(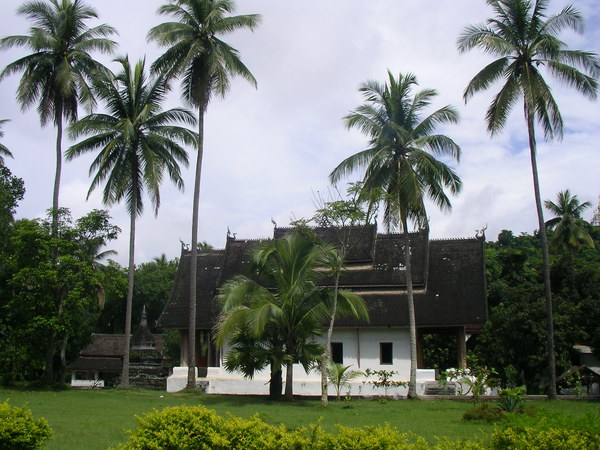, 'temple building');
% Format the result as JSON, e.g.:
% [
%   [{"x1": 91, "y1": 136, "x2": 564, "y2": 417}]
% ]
[
  {"x1": 67, "y1": 307, "x2": 168, "y2": 389},
  {"x1": 158, "y1": 224, "x2": 487, "y2": 396}
]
